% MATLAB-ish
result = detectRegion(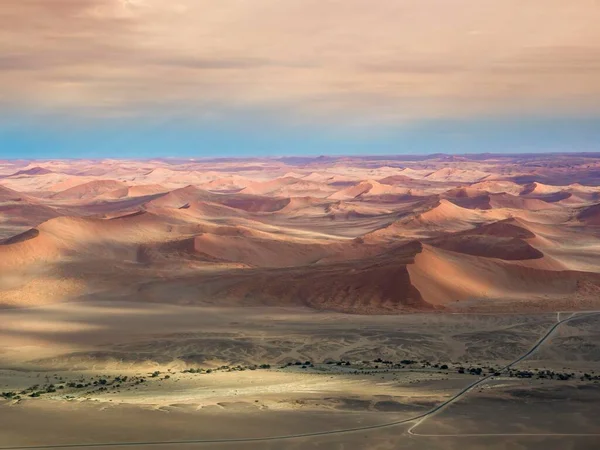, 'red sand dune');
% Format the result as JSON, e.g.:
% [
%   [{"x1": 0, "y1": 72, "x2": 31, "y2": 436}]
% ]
[
  {"x1": 577, "y1": 203, "x2": 600, "y2": 225},
  {"x1": 4, "y1": 155, "x2": 600, "y2": 312},
  {"x1": 144, "y1": 185, "x2": 217, "y2": 208},
  {"x1": 488, "y1": 192, "x2": 557, "y2": 210},
  {"x1": 240, "y1": 177, "x2": 331, "y2": 197},
  {"x1": 407, "y1": 244, "x2": 580, "y2": 306},
  {"x1": 329, "y1": 180, "x2": 407, "y2": 200},
  {"x1": 0, "y1": 185, "x2": 33, "y2": 202},
  {"x1": 52, "y1": 180, "x2": 128, "y2": 200},
  {"x1": 424, "y1": 167, "x2": 490, "y2": 182},
  {"x1": 104, "y1": 184, "x2": 169, "y2": 199},
  {"x1": 7, "y1": 166, "x2": 53, "y2": 177},
  {"x1": 520, "y1": 182, "x2": 564, "y2": 196},
  {"x1": 429, "y1": 234, "x2": 543, "y2": 260}
]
